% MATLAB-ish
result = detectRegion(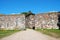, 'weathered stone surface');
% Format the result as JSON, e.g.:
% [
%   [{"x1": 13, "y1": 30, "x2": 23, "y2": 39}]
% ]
[
  {"x1": 0, "y1": 14, "x2": 25, "y2": 30},
  {"x1": 35, "y1": 13, "x2": 59, "y2": 29},
  {"x1": 25, "y1": 15, "x2": 35, "y2": 28},
  {"x1": 0, "y1": 12, "x2": 60, "y2": 30}
]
